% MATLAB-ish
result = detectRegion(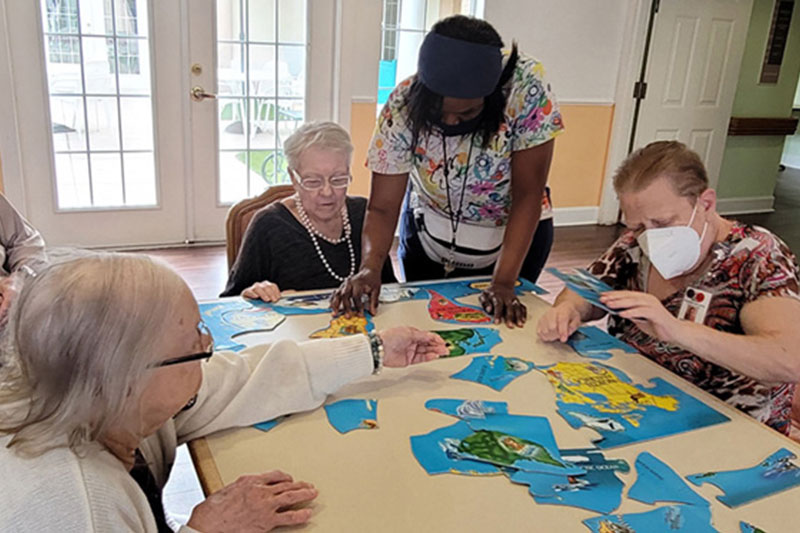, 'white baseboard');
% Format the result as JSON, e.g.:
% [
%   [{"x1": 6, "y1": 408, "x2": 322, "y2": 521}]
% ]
[
  {"x1": 716, "y1": 196, "x2": 775, "y2": 216},
  {"x1": 552, "y1": 206, "x2": 599, "y2": 227}
]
